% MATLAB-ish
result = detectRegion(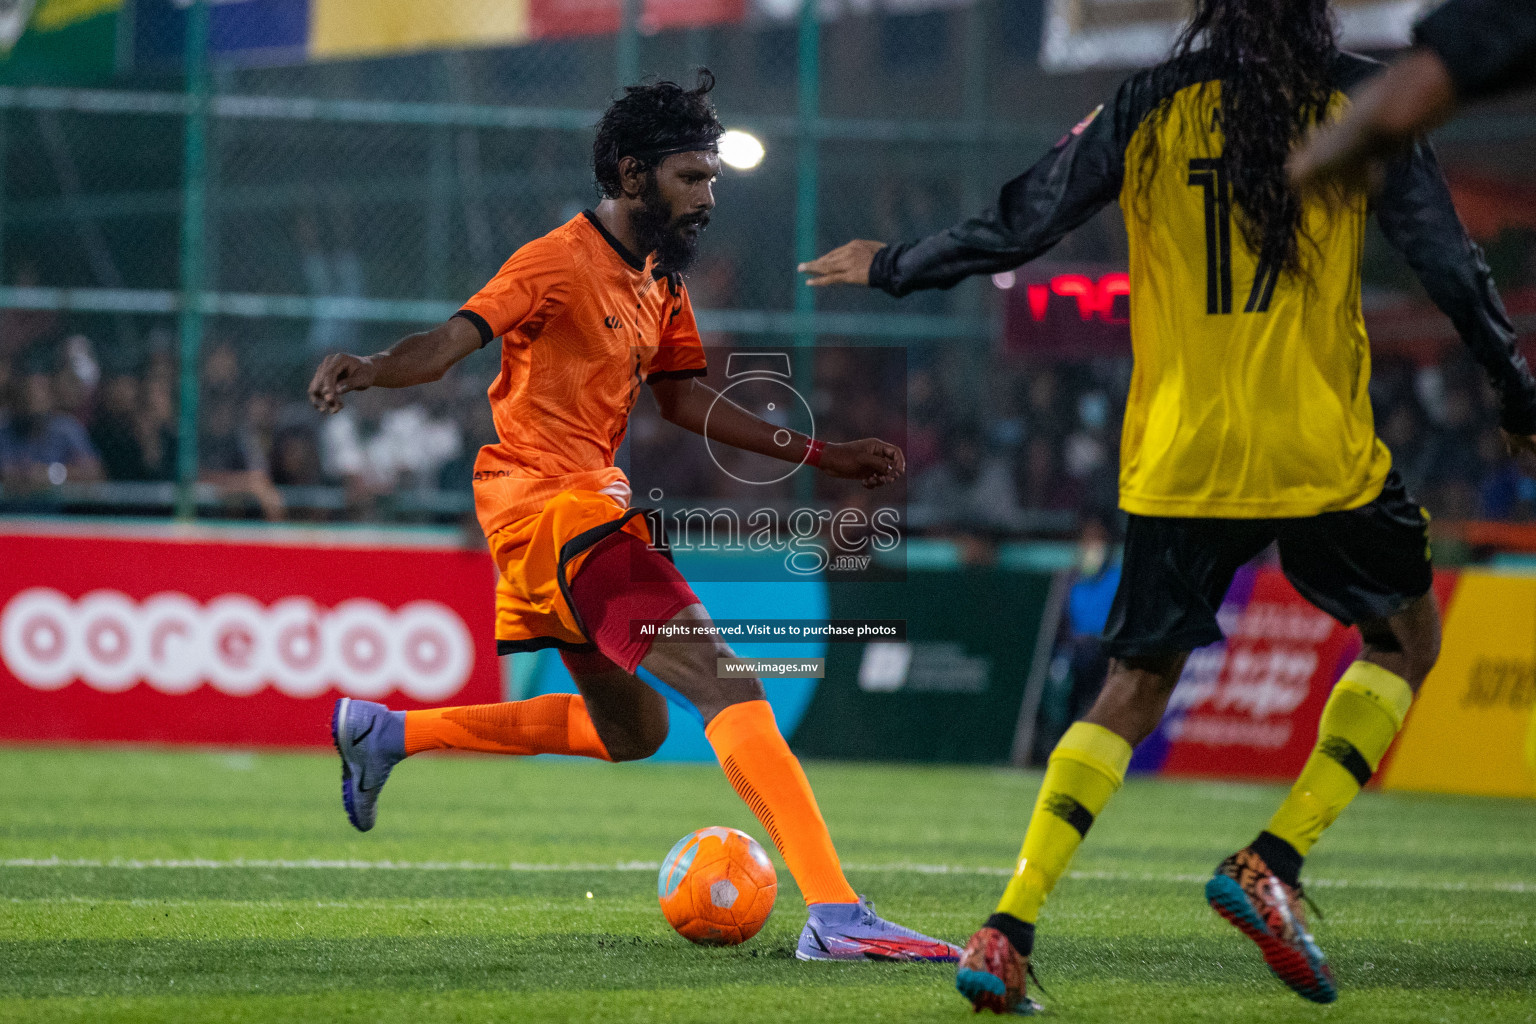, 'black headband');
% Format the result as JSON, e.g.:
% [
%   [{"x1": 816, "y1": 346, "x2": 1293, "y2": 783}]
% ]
[{"x1": 628, "y1": 141, "x2": 719, "y2": 163}]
